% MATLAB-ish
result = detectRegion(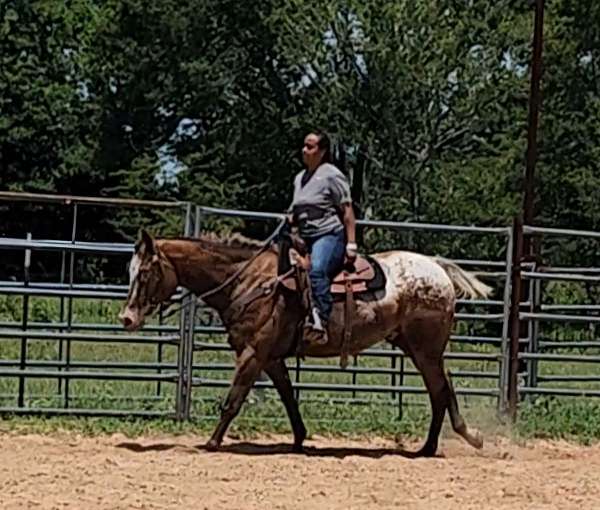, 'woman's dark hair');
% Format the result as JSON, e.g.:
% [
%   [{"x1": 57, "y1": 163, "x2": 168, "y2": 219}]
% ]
[
  {"x1": 319, "y1": 129, "x2": 348, "y2": 173},
  {"x1": 306, "y1": 129, "x2": 347, "y2": 174},
  {"x1": 313, "y1": 129, "x2": 333, "y2": 164}
]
